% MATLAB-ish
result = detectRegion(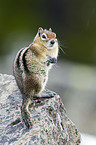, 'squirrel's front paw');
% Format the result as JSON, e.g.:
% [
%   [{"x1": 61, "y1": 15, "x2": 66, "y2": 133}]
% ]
[
  {"x1": 49, "y1": 57, "x2": 57, "y2": 63},
  {"x1": 47, "y1": 57, "x2": 57, "y2": 66}
]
